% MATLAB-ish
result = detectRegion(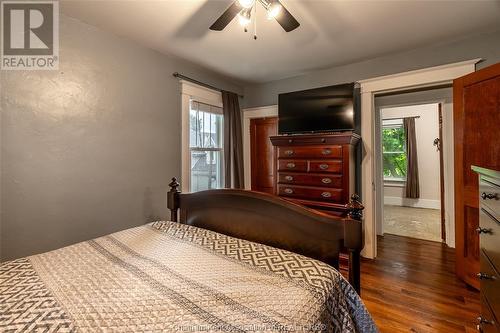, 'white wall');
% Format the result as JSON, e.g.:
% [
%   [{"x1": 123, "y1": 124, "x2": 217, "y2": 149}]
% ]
[
  {"x1": 381, "y1": 103, "x2": 441, "y2": 209},
  {"x1": 243, "y1": 30, "x2": 500, "y2": 108},
  {"x1": 0, "y1": 15, "x2": 244, "y2": 261}
]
